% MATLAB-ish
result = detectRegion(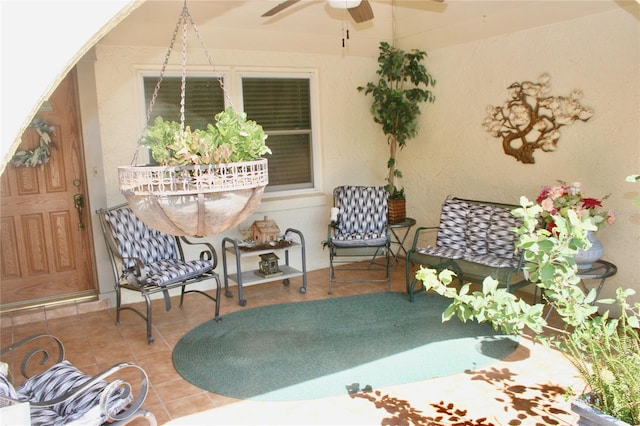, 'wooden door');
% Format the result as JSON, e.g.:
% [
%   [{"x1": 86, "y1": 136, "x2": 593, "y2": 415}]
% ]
[{"x1": 0, "y1": 70, "x2": 96, "y2": 311}]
